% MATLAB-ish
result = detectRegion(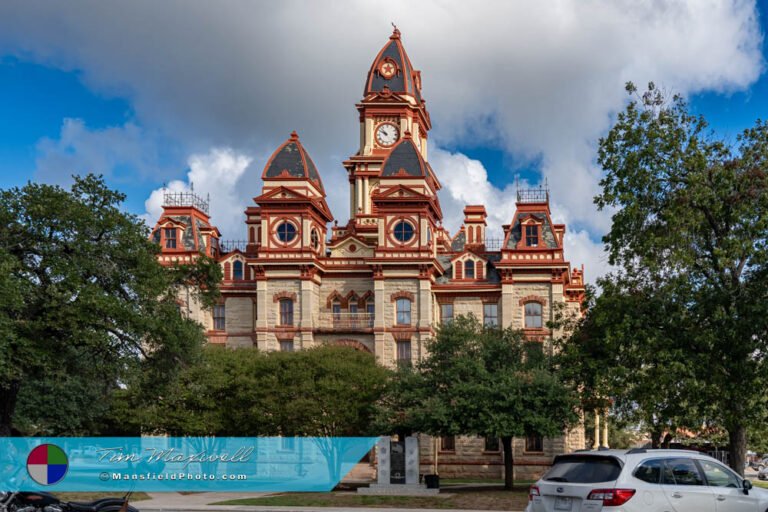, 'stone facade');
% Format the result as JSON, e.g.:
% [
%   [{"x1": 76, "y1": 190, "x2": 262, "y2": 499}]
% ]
[{"x1": 150, "y1": 28, "x2": 587, "y2": 478}]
